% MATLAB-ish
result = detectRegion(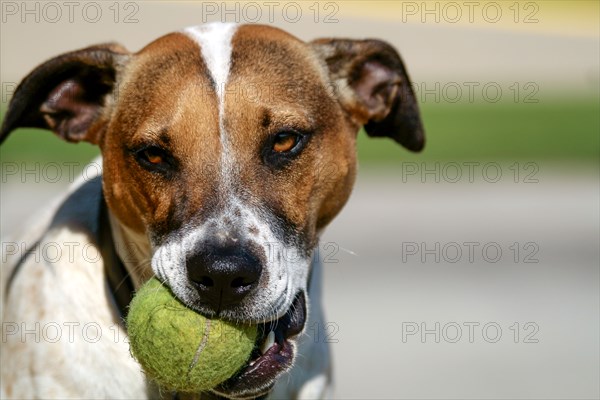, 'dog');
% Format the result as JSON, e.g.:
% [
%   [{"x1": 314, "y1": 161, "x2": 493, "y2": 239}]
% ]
[{"x1": 0, "y1": 23, "x2": 424, "y2": 399}]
